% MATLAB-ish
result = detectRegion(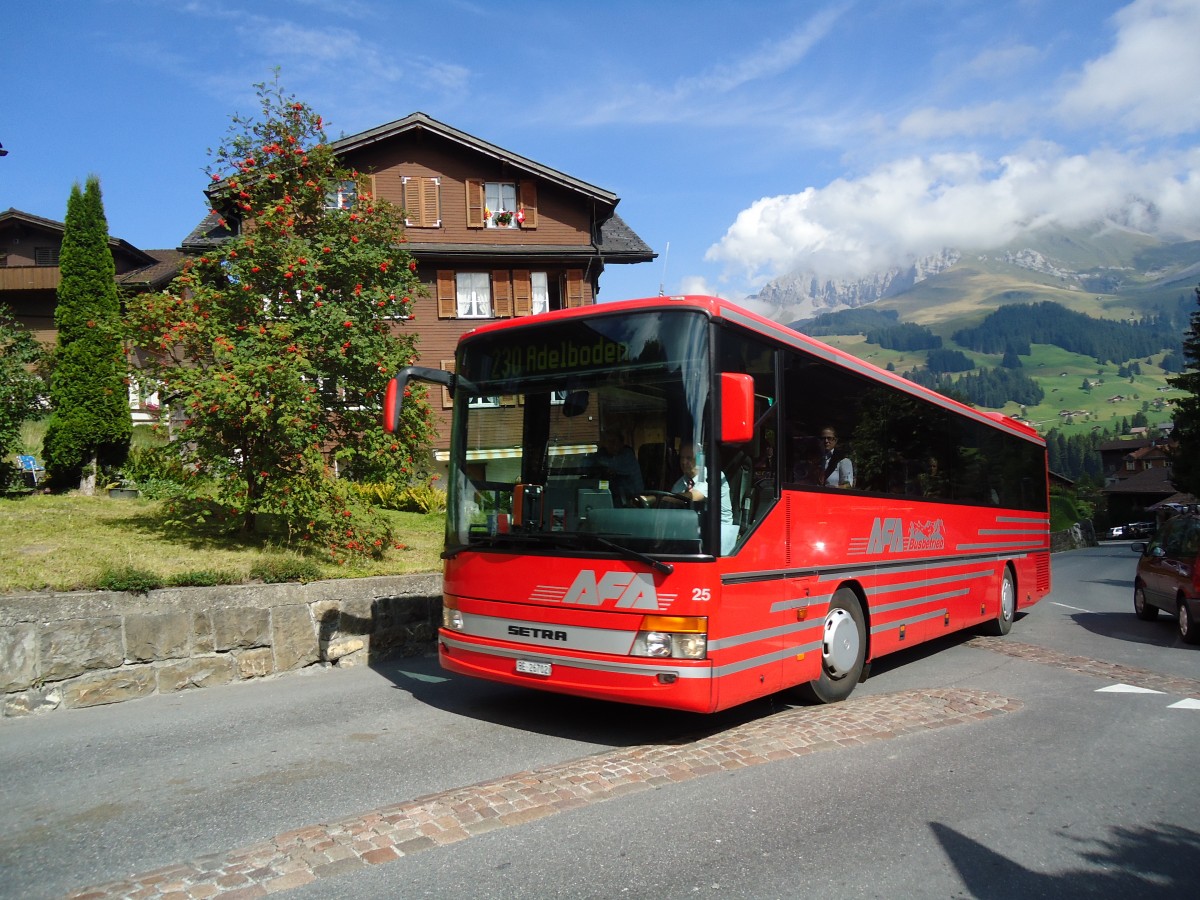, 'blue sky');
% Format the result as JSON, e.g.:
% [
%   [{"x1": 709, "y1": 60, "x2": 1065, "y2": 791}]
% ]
[{"x1": 3, "y1": 0, "x2": 1198, "y2": 313}]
